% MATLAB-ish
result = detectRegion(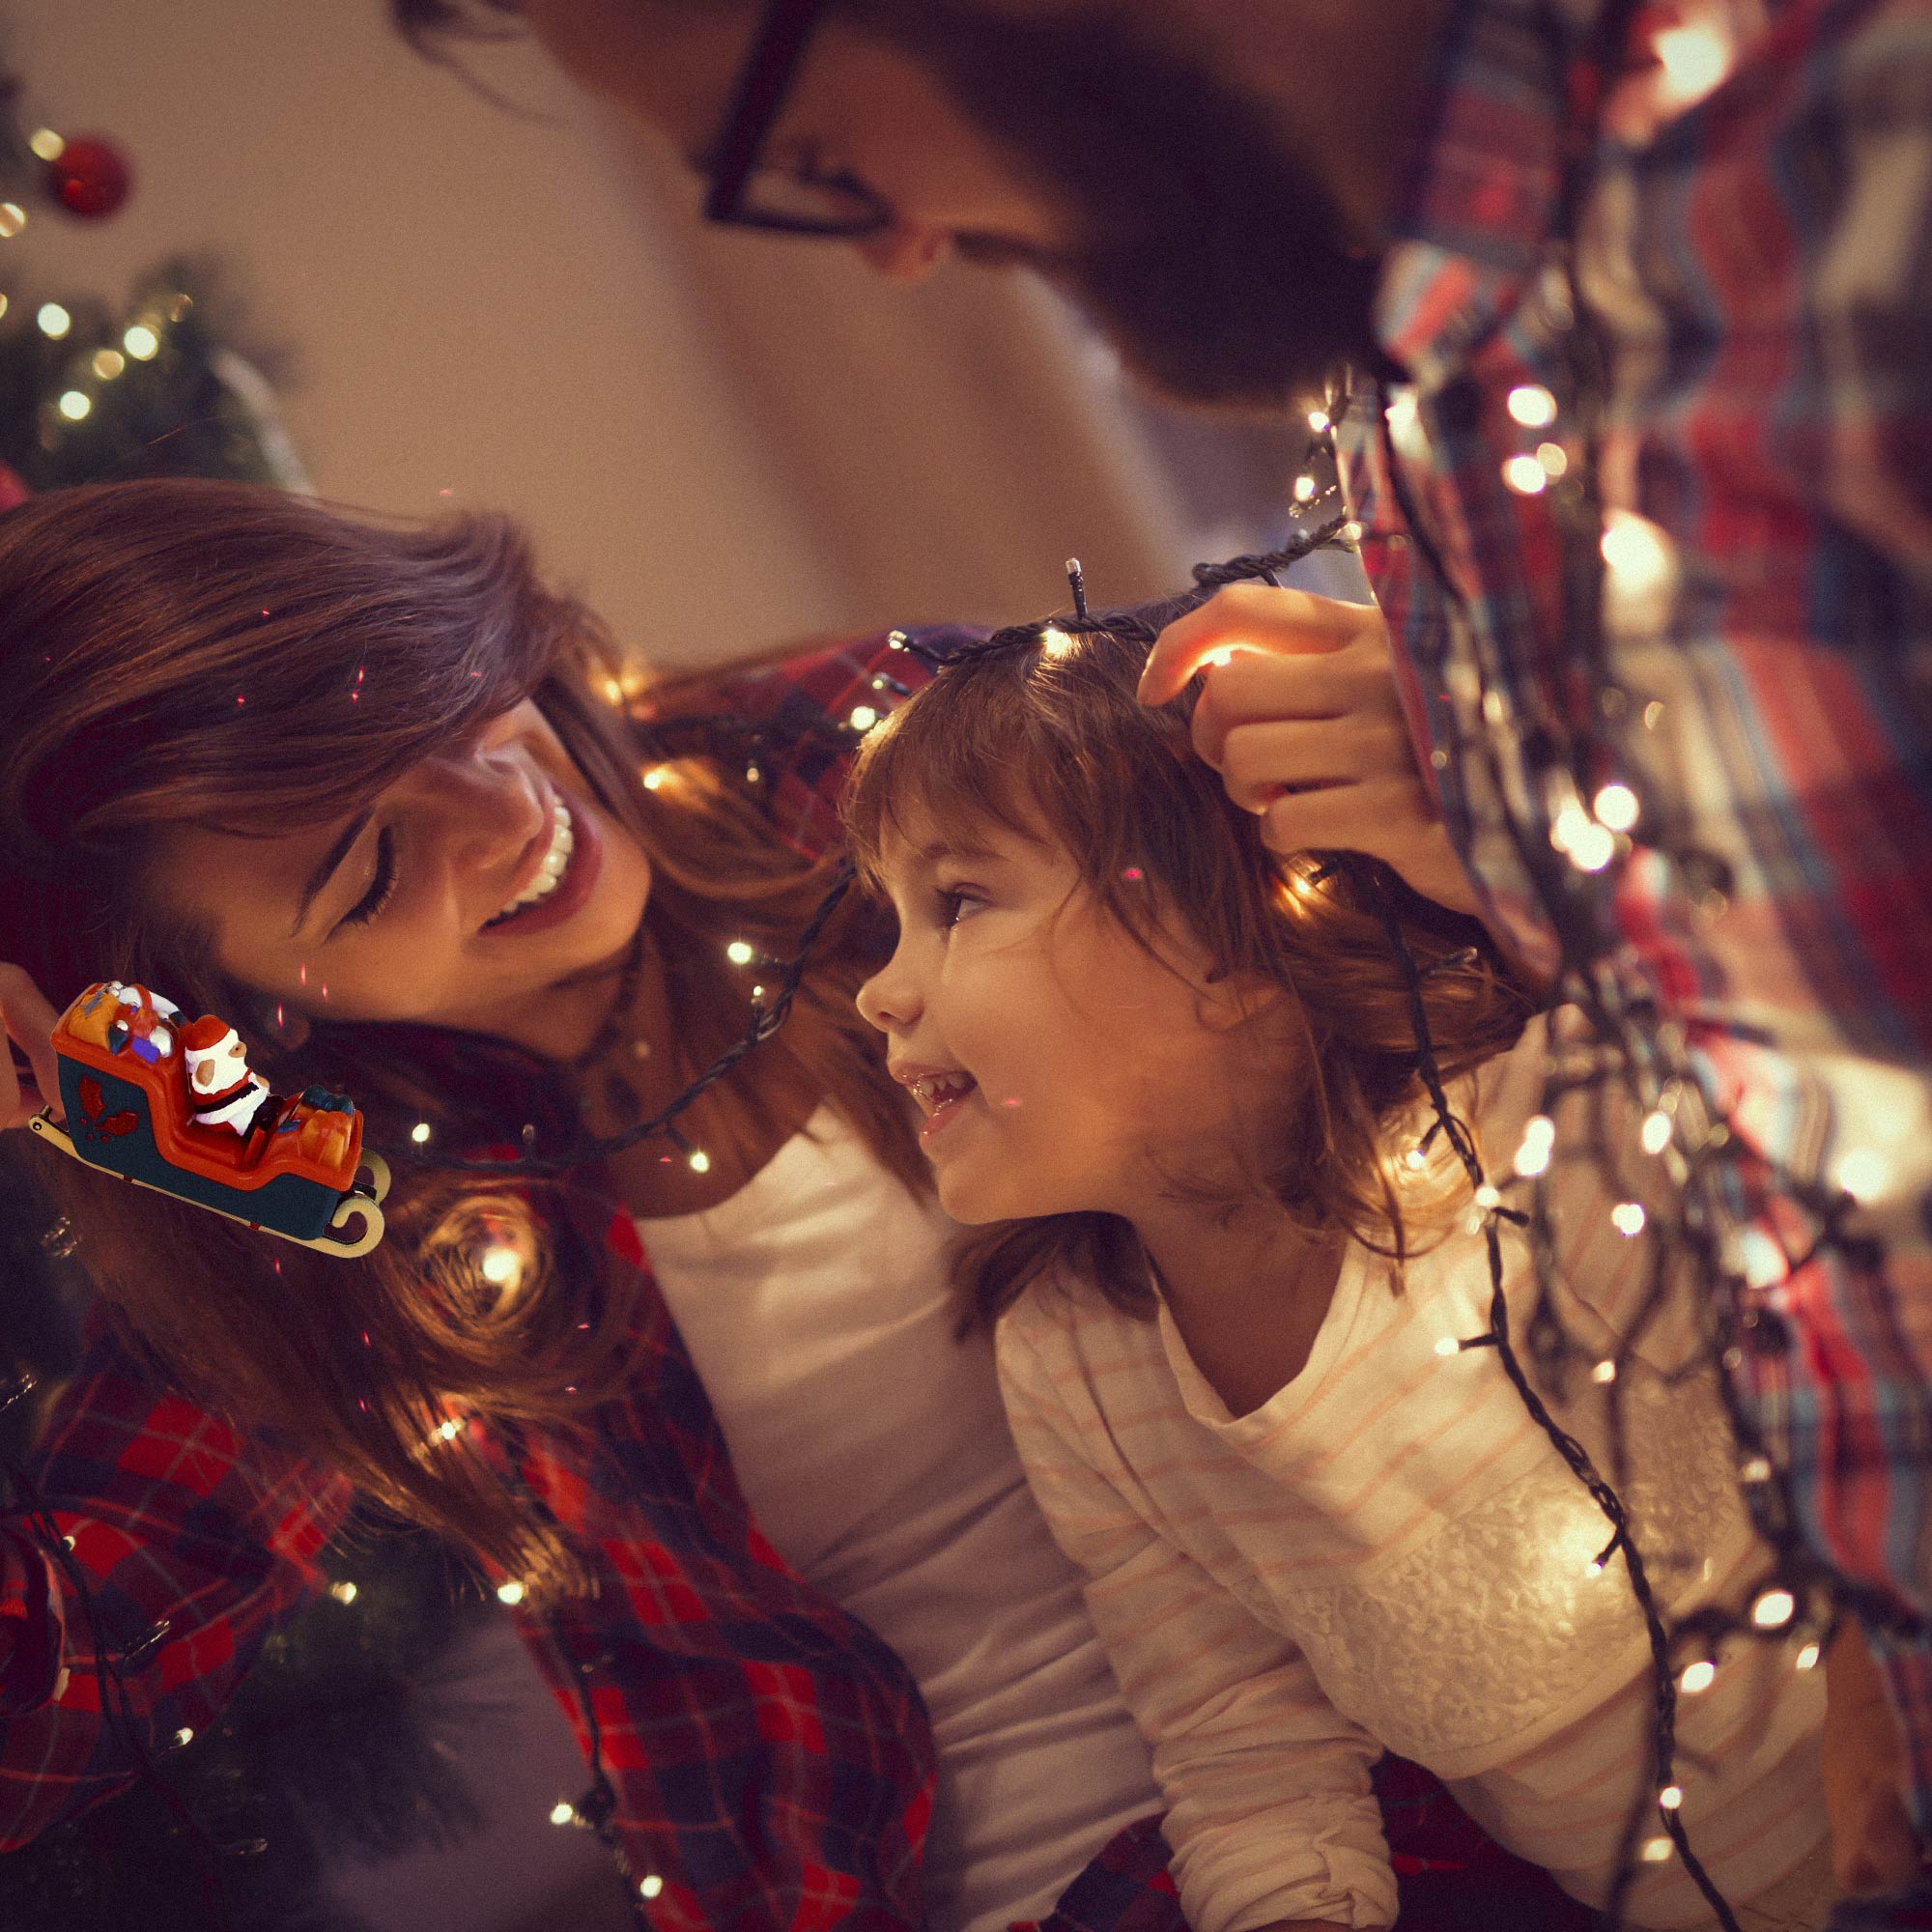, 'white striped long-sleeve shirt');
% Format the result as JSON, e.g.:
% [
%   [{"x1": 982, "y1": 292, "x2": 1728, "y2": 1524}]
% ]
[{"x1": 994, "y1": 1015, "x2": 1827, "y2": 1932}]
